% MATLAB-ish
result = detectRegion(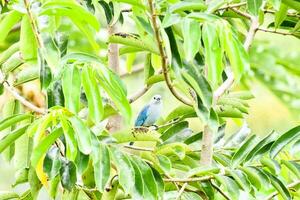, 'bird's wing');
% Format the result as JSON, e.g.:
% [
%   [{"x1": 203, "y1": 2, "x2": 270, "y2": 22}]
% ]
[{"x1": 134, "y1": 105, "x2": 150, "y2": 126}]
